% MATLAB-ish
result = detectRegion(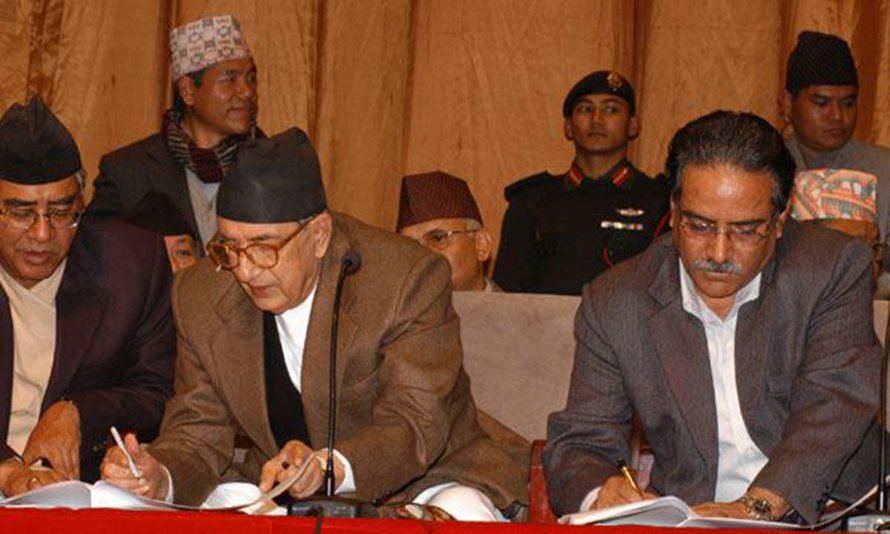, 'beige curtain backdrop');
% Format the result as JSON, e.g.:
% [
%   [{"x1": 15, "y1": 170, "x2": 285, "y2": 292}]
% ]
[{"x1": 1, "y1": 0, "x2": 888, "y2": 255}]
